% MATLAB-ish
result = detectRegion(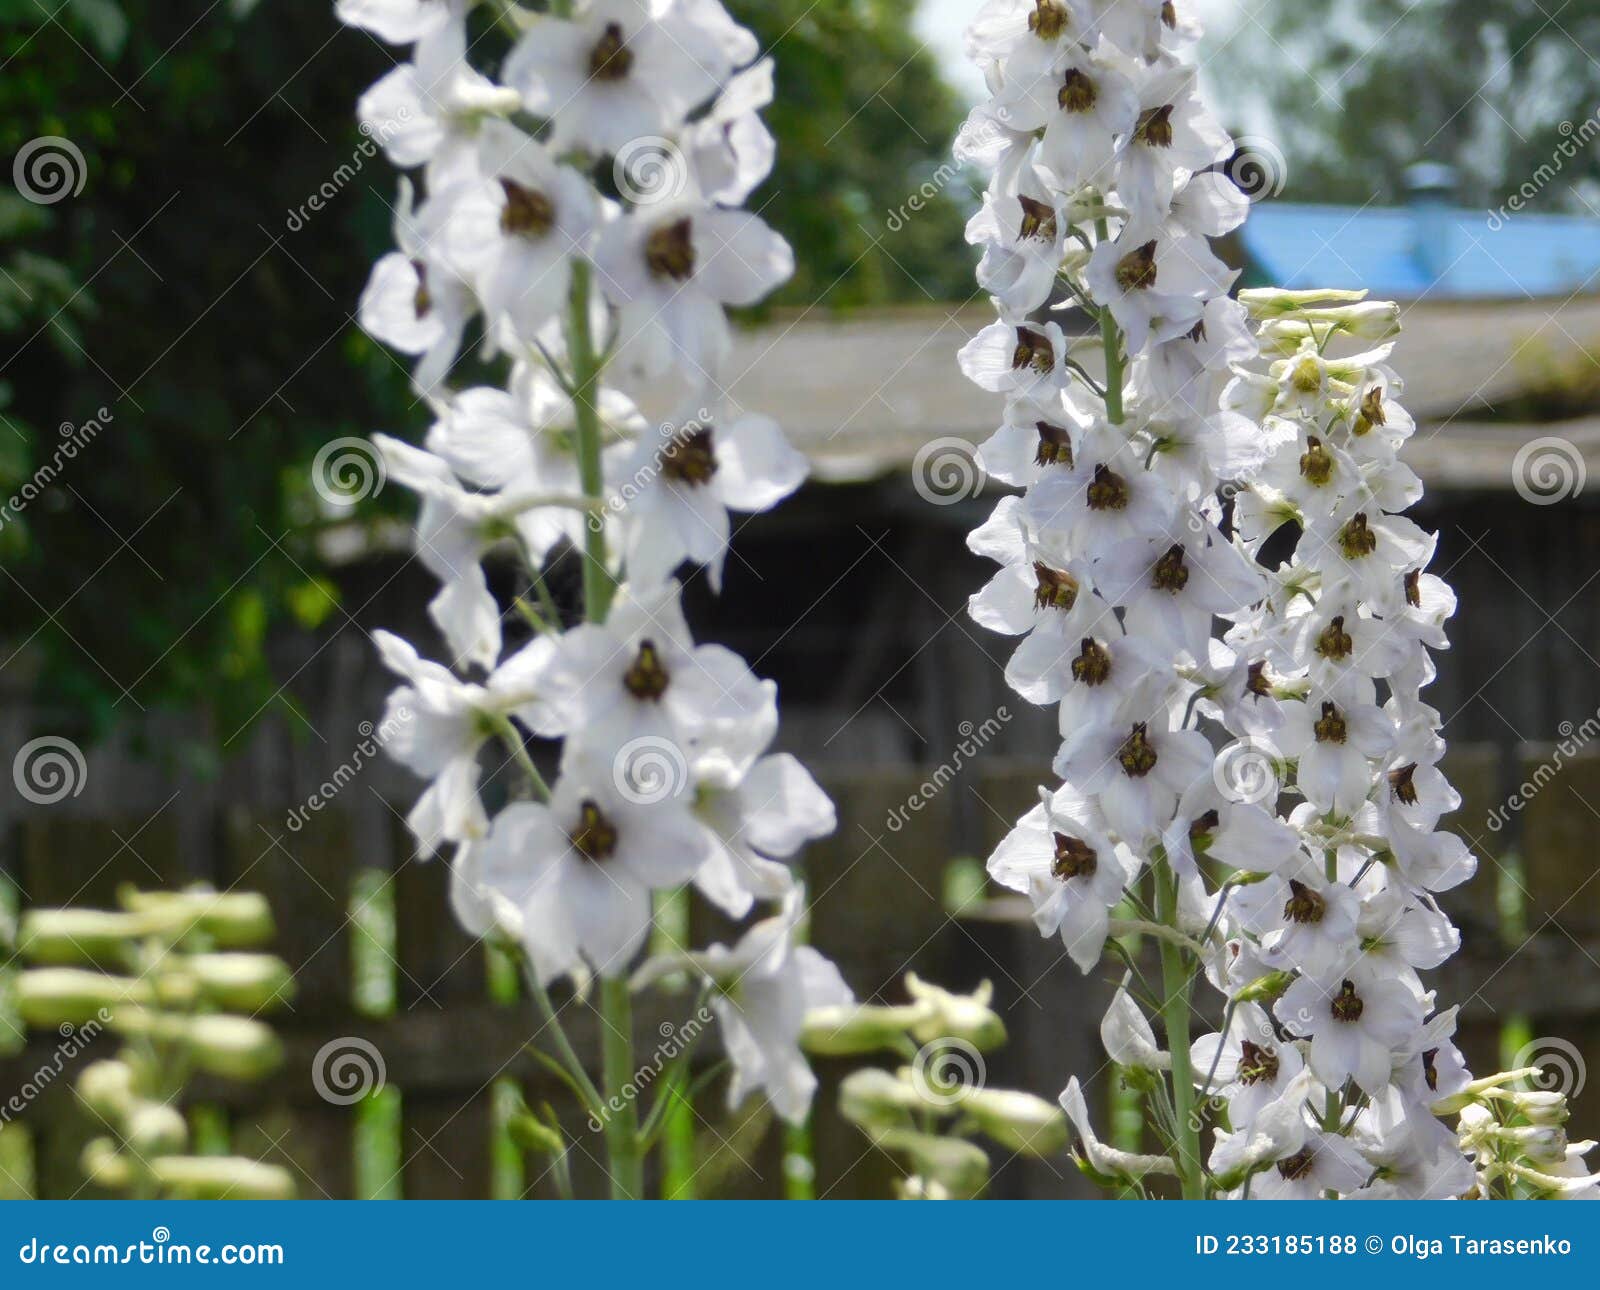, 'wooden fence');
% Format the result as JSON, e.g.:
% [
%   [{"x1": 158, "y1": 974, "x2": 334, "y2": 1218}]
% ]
[{"x1": 3, "y1": 743, "x2": 1600, "y2": 1199}]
